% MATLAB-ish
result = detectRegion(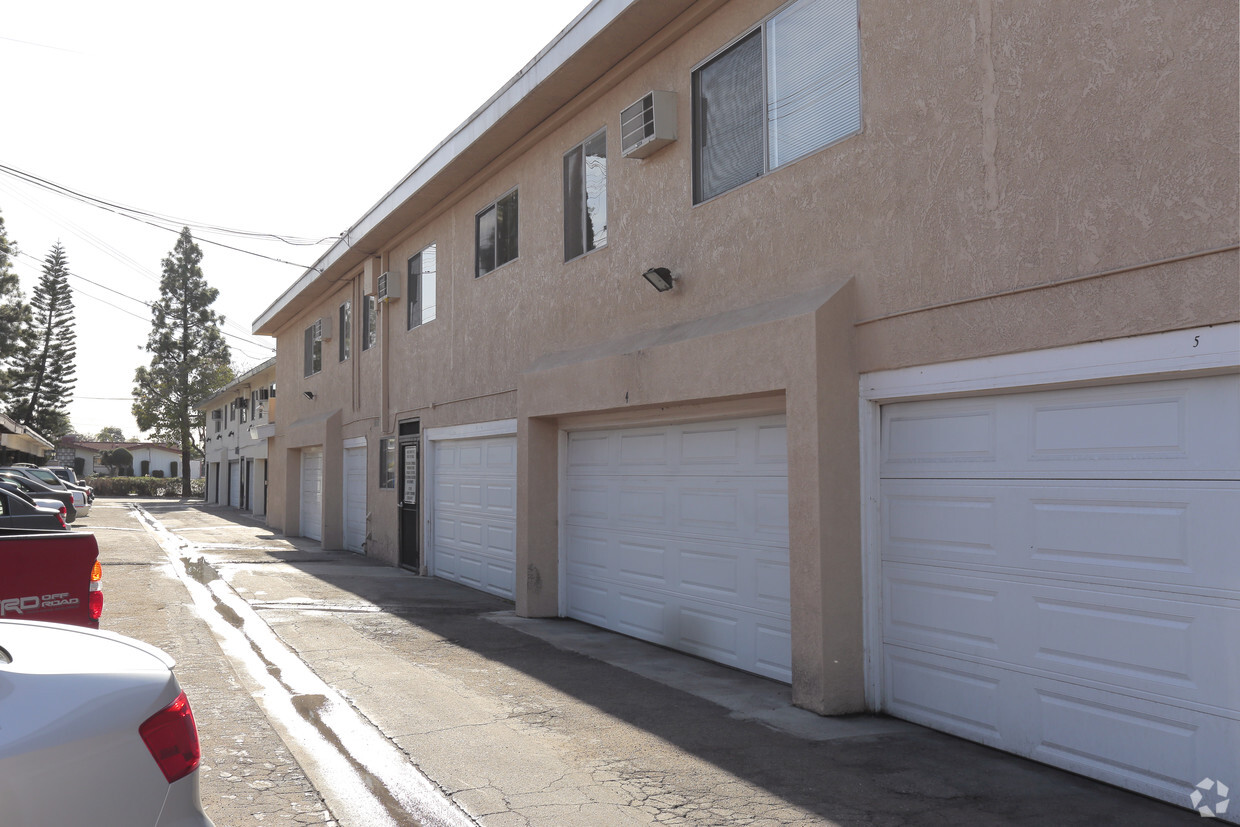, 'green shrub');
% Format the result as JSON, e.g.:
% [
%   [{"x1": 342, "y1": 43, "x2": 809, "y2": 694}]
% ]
[{"x1": 87, "y1": 475, "x2": 206, "y2": 498}]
